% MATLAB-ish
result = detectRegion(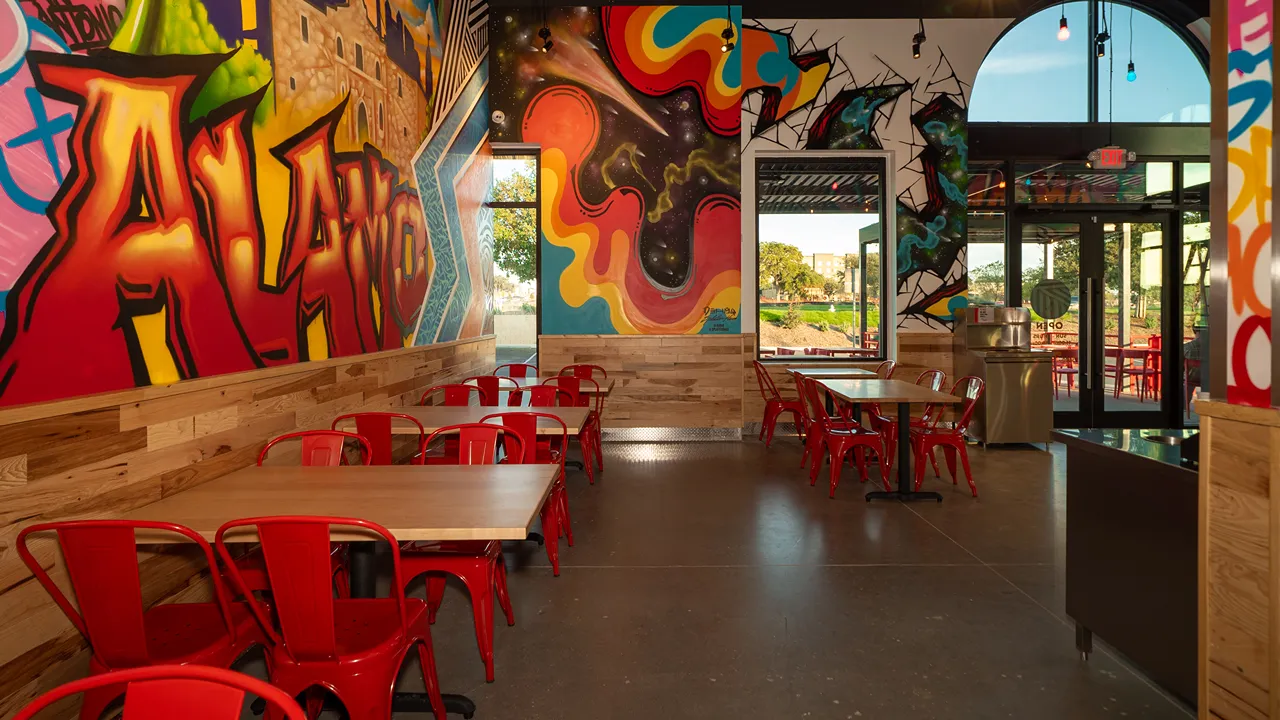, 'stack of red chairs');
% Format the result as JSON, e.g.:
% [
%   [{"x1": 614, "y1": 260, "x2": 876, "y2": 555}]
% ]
[
  {"x1": 798, "y1": 376, "x2": 888, "y2": 498},
  {"x1": 559, "y1": 364, "x2": 607, "y2": 474},
  {"x1": 543, "y1": 375, "x2": 603, "y2": 484},
  {"x1": 911, "y1": 376, "x2": 985, "y2": 497},
  {"x1": 752, "y1": 360, "x2": 804, "y2": 448}
]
